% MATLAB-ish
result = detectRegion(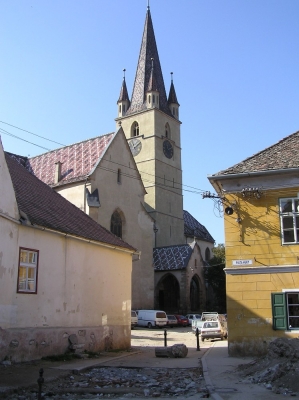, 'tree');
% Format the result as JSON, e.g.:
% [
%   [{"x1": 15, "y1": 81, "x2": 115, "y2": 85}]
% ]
[{"x1": 204, "y1": 244, "x2": 226, "y2": 313}]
